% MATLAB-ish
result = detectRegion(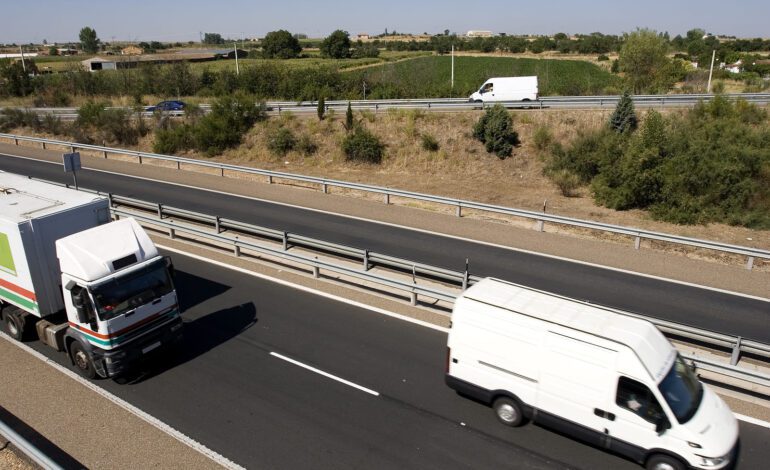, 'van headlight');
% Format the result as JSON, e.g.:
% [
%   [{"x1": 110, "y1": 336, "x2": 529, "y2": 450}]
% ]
[{"x1": 696, "y1": 454, "x2": 727, "y2": 467}]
